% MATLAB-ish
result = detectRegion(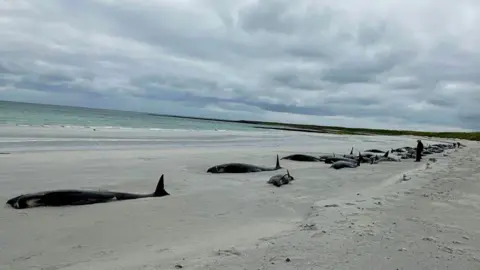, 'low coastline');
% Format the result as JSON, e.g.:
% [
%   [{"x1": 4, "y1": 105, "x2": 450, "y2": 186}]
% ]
[
  {"x1": 2, "y1": 98, "x2": 479, "y2": 141},
  {"x1": 0, "y1": 125, "x2": 478, "y2": 269},
  {"x1": 148, "y1": 113, "x2": 480, "y2": 141}
]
